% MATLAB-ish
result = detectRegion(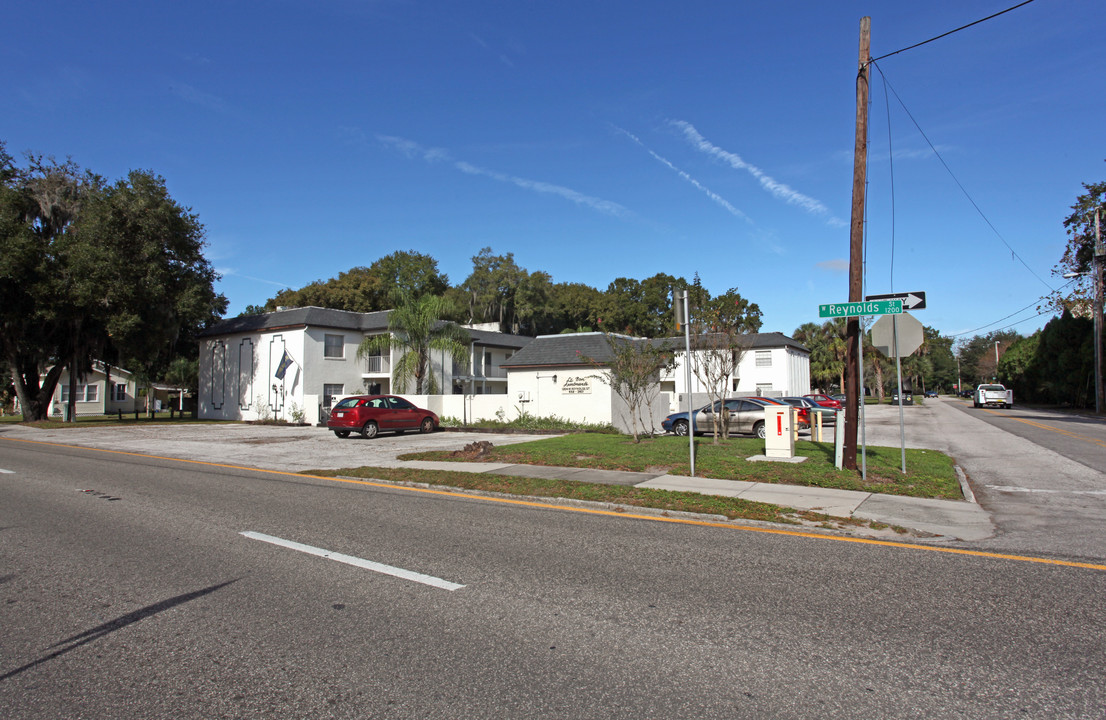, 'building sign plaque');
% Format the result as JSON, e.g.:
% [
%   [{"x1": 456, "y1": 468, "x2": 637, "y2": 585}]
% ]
[{"x1": 562, "y1": 377, "x2": 591, "y2": 394}]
